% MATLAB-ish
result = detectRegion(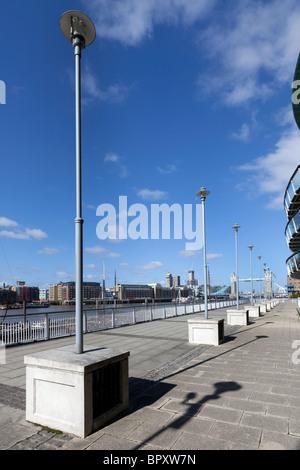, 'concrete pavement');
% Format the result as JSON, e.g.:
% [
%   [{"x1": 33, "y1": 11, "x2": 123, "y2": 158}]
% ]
[{"x1": 1, "y1": 301, "x2": 300, "y2": 451}]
